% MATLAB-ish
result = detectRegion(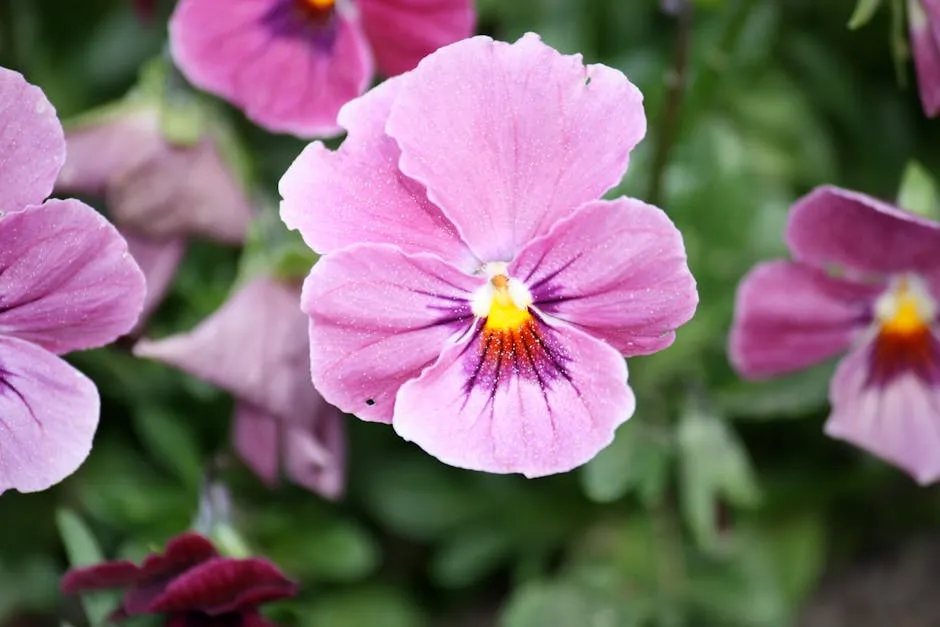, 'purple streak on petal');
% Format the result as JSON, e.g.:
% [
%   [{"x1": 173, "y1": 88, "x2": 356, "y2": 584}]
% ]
[
  {"x1": 786, "y1": 185, "x2": 940, "y2": 276},
  {"x1": 827, "y1": 337, "x2": 940, "y2": 484},
  {"x1": 303, "y1": 244, "x2": 476, "y2": 424},
  {"x1": 0, "y1": 67, "x2": 65, "y2": 210},
  {"x1": 0, "y1": 337, "x2": 99, "y2": 493},
  {"x1": 393, "y1": 319, "x2": 635, "y2": 478},
  {"x1": 386, "y1": 33, "x2": 646, "y2": 262},
  {"x1": 0, "y1": 199, "x2": 146, "y2": 353},
  {"x1": 511, "y1": 198, "x2": 697, "y2": 357},
  {"x1": 729, "y1": 261, "x2": 881, "y2": 378}
]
